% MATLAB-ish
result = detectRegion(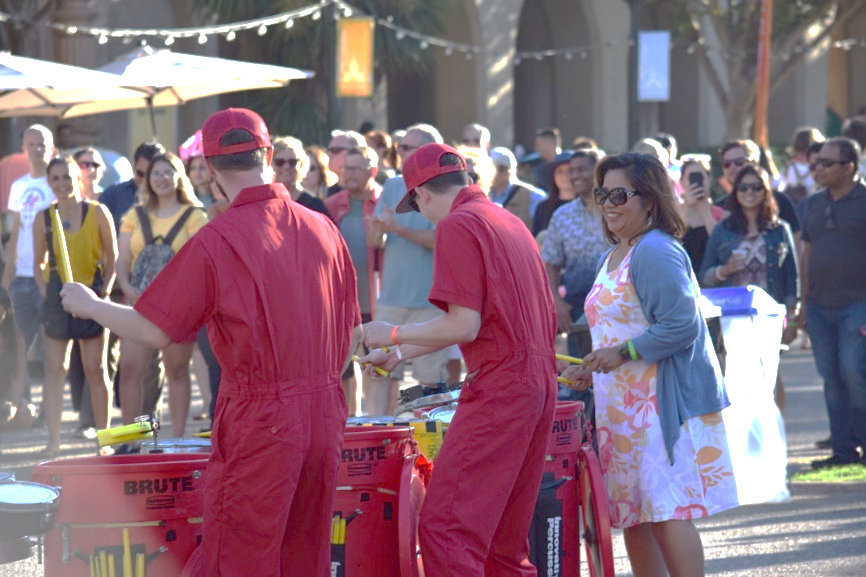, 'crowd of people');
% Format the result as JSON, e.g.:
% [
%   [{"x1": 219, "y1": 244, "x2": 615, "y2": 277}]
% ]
[{"x1": 0, "y1": 108, "x2": 864, "y2": 576}]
